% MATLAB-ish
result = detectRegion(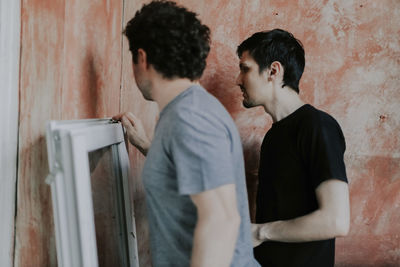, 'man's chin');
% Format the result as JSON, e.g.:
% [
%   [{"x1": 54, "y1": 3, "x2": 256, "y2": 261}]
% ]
[
  {"x1": 142, "y1": 94, "x2": 154, "y2": 101},
  {"x1": 139, "y1": 89, "x2": 154, "y2": 101},
  {"x1": 243, "y1": 100, "x2": 253, "y2": 109}
]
